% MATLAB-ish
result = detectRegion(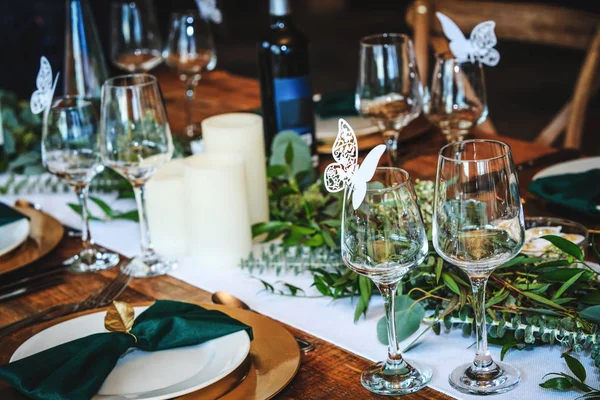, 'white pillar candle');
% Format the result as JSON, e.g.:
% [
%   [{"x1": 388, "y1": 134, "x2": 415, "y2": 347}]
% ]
[
  {"x1": 202, "y1": 113, "x2": 269, "y2": 225},
  {"x1": 183, "y1": 153, "x2": 252, "y2": 267},
  {"x1": 145, "y1": 159, "x2": 187, "y2": 257}
]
